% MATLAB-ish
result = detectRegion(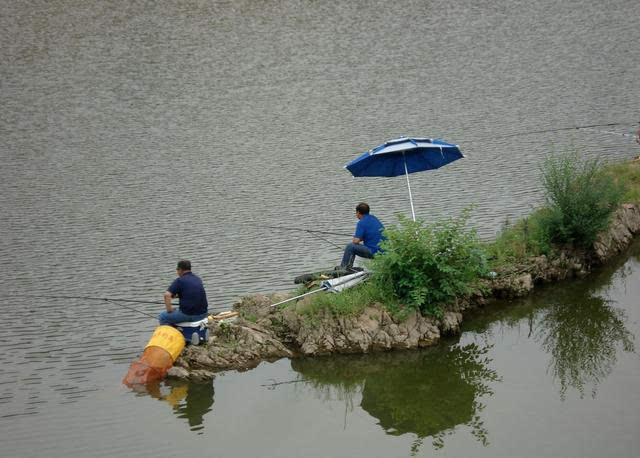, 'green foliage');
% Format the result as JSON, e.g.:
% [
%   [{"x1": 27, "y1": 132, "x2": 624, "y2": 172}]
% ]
[
  {"x1": 541, "y1": 151, "x2": 623, "y2": 247},
  {"x1": 300, "y1": 281, "x2": 391, "y2": 318},
  {"x1": 486, "y1": 208, "x2": 554, "y2": 266},
  {"x1": 369, "y1": 210, "x2": 488, "y2": 317},
  {"x1": 241, "y1": 312, "x2": 258, "y2": 323},
  {"x1": 601, "y1": 161, "x2": 640, "y2": 204}
]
